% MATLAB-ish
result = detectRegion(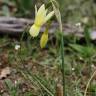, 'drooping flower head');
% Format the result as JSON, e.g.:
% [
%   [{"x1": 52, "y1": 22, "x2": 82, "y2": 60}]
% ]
[{"x1": 29, "y1": 4, "x2": 54, "y2": 37}]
